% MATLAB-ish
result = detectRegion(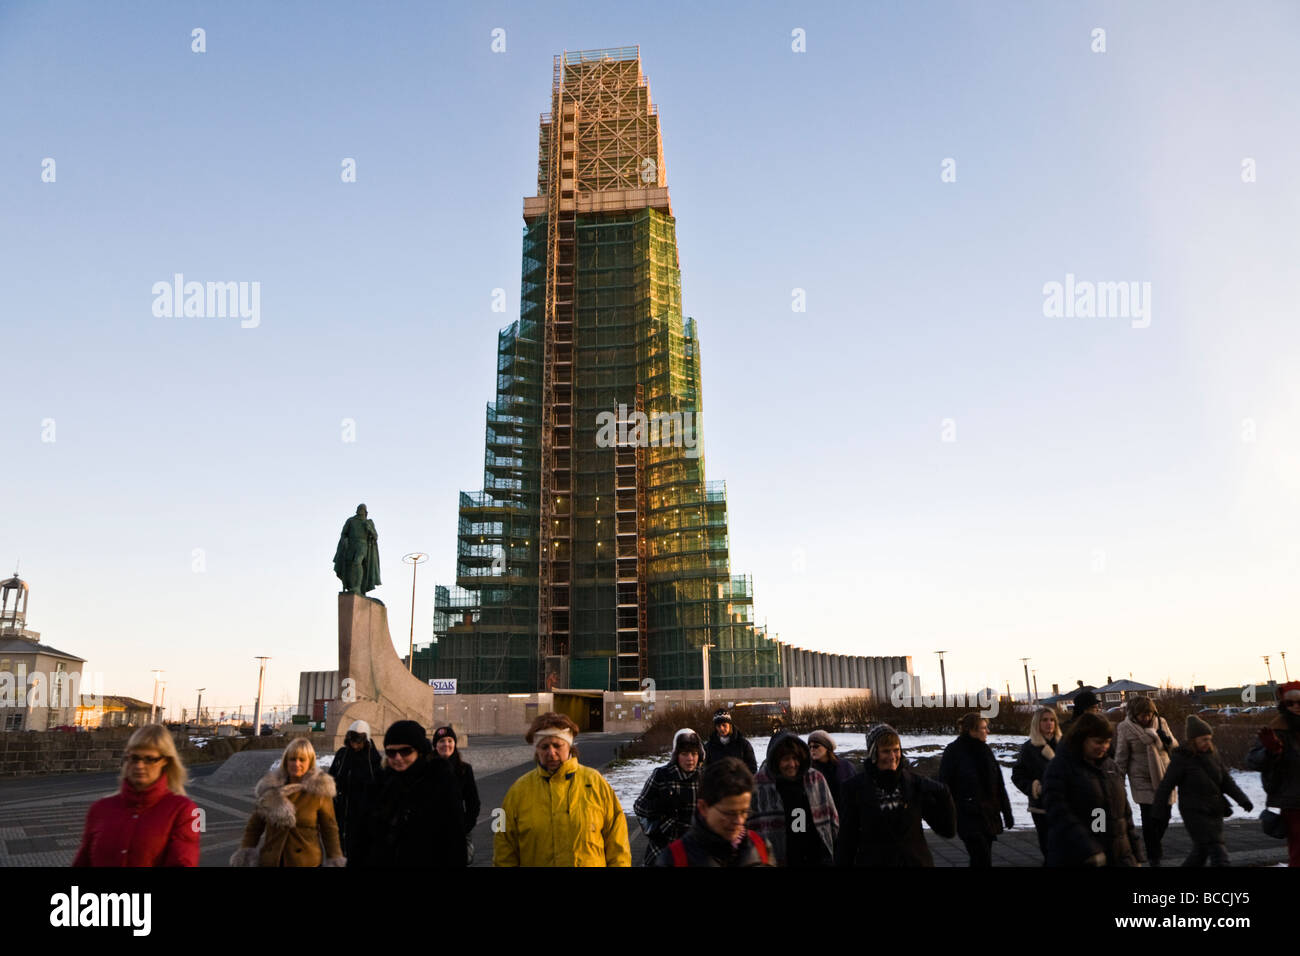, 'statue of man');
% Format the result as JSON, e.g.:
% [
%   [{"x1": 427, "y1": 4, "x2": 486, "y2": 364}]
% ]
[{"x1": 334, "y1": 504, "x2": 381, "y2": 594}]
